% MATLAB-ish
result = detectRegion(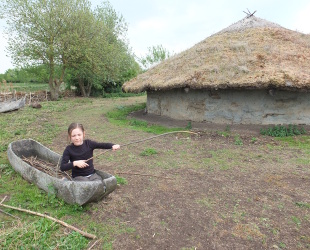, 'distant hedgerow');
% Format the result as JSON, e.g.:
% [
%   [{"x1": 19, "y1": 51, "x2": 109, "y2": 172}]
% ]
[{"x1": 260, "y1": 125, "x2": 306, "y2": 137}]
